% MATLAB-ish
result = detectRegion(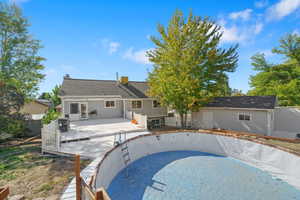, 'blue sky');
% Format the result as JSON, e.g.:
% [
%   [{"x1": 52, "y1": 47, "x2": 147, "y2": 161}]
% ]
[{"x1": 4, "y1": 0, "x2": 300, "y2": 93}]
